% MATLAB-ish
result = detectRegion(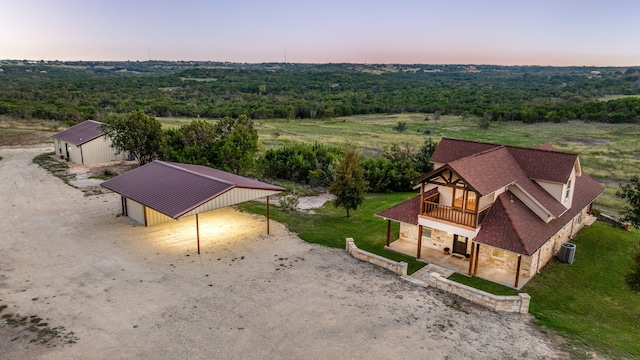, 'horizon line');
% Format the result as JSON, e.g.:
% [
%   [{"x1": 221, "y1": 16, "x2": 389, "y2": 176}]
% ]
[{"x1": 2, "y1": 59, "x2": 639, "y2": 68}]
